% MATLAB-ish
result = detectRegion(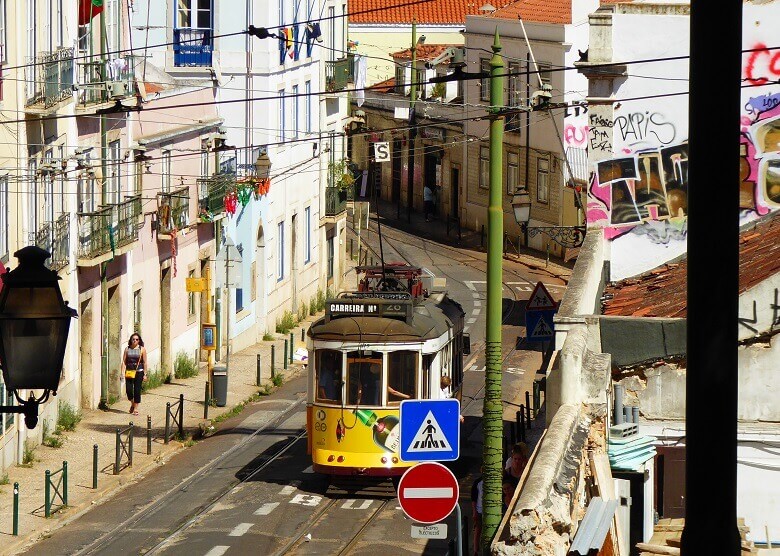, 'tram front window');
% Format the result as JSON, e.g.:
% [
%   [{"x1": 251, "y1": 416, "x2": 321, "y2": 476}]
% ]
[
  {"x1": 388, "y1": 351, "x2": 418, "y2": 405},
  {"x1": 316, "y1": 350, "x2": 343, "y2": 403},
  {"x1": 347, "y1": 351, "x2": 382, "y2": 406}
]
